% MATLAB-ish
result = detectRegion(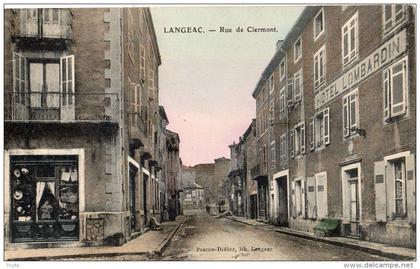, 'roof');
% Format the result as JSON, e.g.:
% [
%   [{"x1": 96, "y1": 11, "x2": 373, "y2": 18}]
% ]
[{"x1": 252, "y1": 7, "x2": 316, "y2": 98}]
